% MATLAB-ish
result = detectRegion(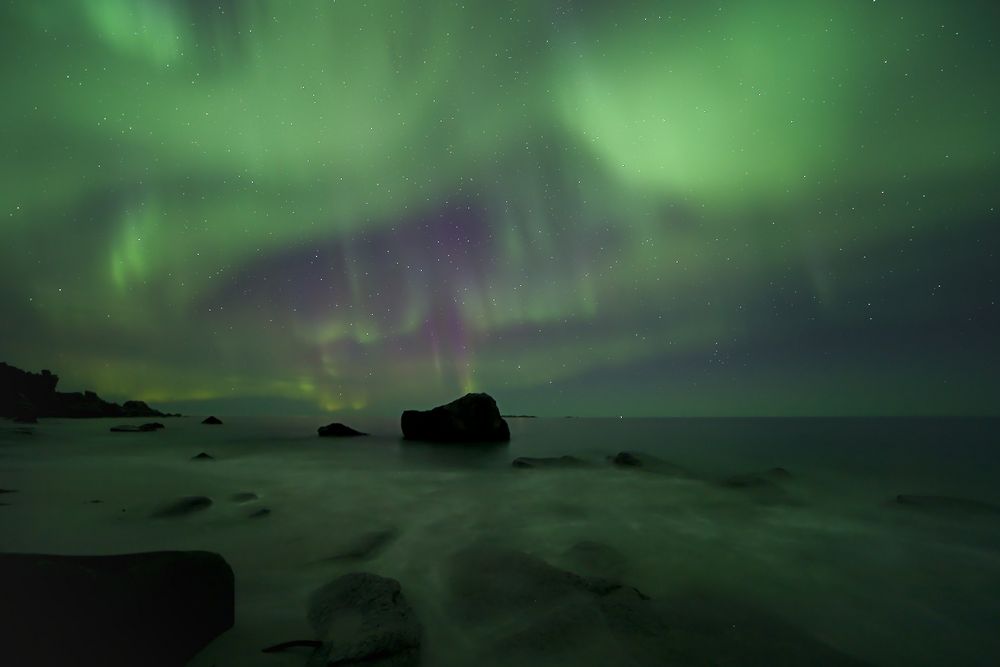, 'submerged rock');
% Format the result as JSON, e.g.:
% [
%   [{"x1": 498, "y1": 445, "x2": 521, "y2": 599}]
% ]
[
  {"x1": 307, "y1": 572, "x2": 421, "y2": 666},
  {"x1": 448, "y1": 545, "x2": 869, "y2": 666},
  {"x1": 0, "y1": 550, "x2": 234, "y2": 667},
  {"x1": 317, "y1": 422, "x2": 367, "y2": 437},
  {"x1": 512, "y1": 455, "x2": 589, "y2": 469},
  {"x1": 610, "y1": 451, "x2": 689, "y2": 476},
  {"x1": 191, "y1": 452, "x2": 215, "y2": 461},
  {"x1": 202, "y1": 415, "x2": 223, "y2": 425},
  {"x1": 563, "y1": 540, "x2": 628, "y2": 579},
  {"x1": 722, "y1": 467, "x2": 791, "y2": 488},
  {"x1": 151, "y1": 495, "x2": 213, "y2": 518},
  {"x1": 448, "y1": 545, "x2": 661, "y2": 665},
  {"x1": 249, "y1": 507, "x2": 271, "y2": 519},
  {"x1": 401, "y1": 392, "x2": 510, "y2": 442},
  {"x1": 231, "y1": 492, "x2": 259, "y2": 503},
  {"x1": 895, "y1": 494, "x2": 1000, "y2": 515},
  {"x1": 110, "y1": 422, "x2": 164, "y2": 433},
  {"x1": 323, "y1": 529, "x2": 398, "y2": 562}
]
